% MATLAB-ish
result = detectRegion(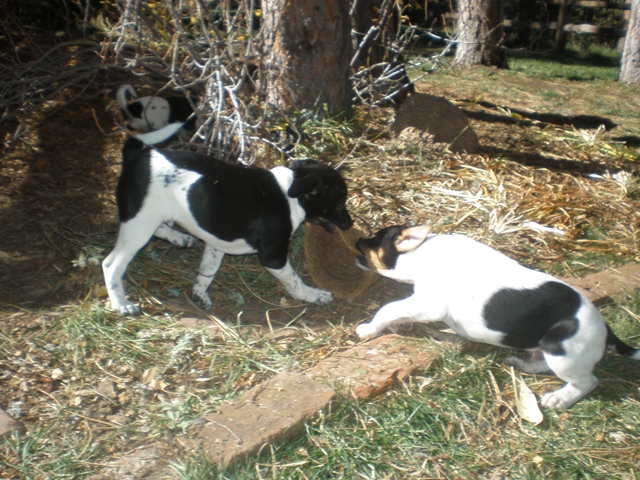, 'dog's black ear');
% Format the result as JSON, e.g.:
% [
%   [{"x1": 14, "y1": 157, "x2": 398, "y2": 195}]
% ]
[{"x1": 288, "y1": 173, "x2": 322, "y2": 198}]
